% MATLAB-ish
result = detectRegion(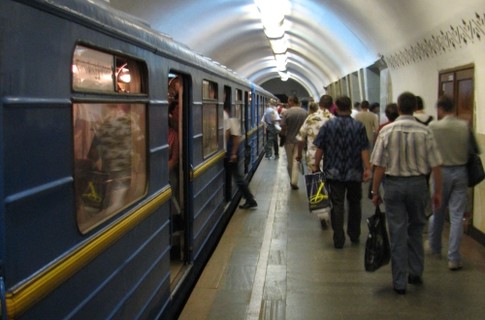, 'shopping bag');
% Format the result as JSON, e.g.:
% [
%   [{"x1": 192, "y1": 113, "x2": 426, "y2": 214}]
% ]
[
  {"x1": 364, "y1": 206, "x2": 390, "y2": 272},
  {"x1": 304, "y1": 172, "x2": 331, "y2": 211},
  {"x1": 81, "y1": 171, "x2": 111, "y2": 210}
]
